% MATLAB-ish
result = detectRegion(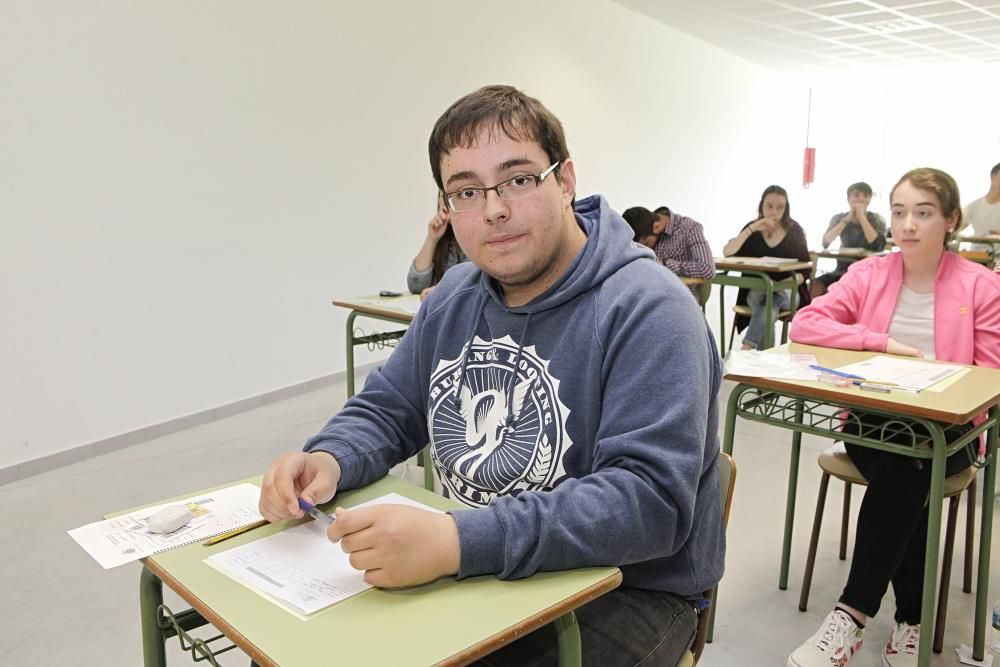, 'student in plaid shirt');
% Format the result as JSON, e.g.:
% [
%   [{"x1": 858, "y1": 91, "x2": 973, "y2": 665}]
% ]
[{"x1": 650, "y1": 206, "x2": 716, "y2": 282}]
